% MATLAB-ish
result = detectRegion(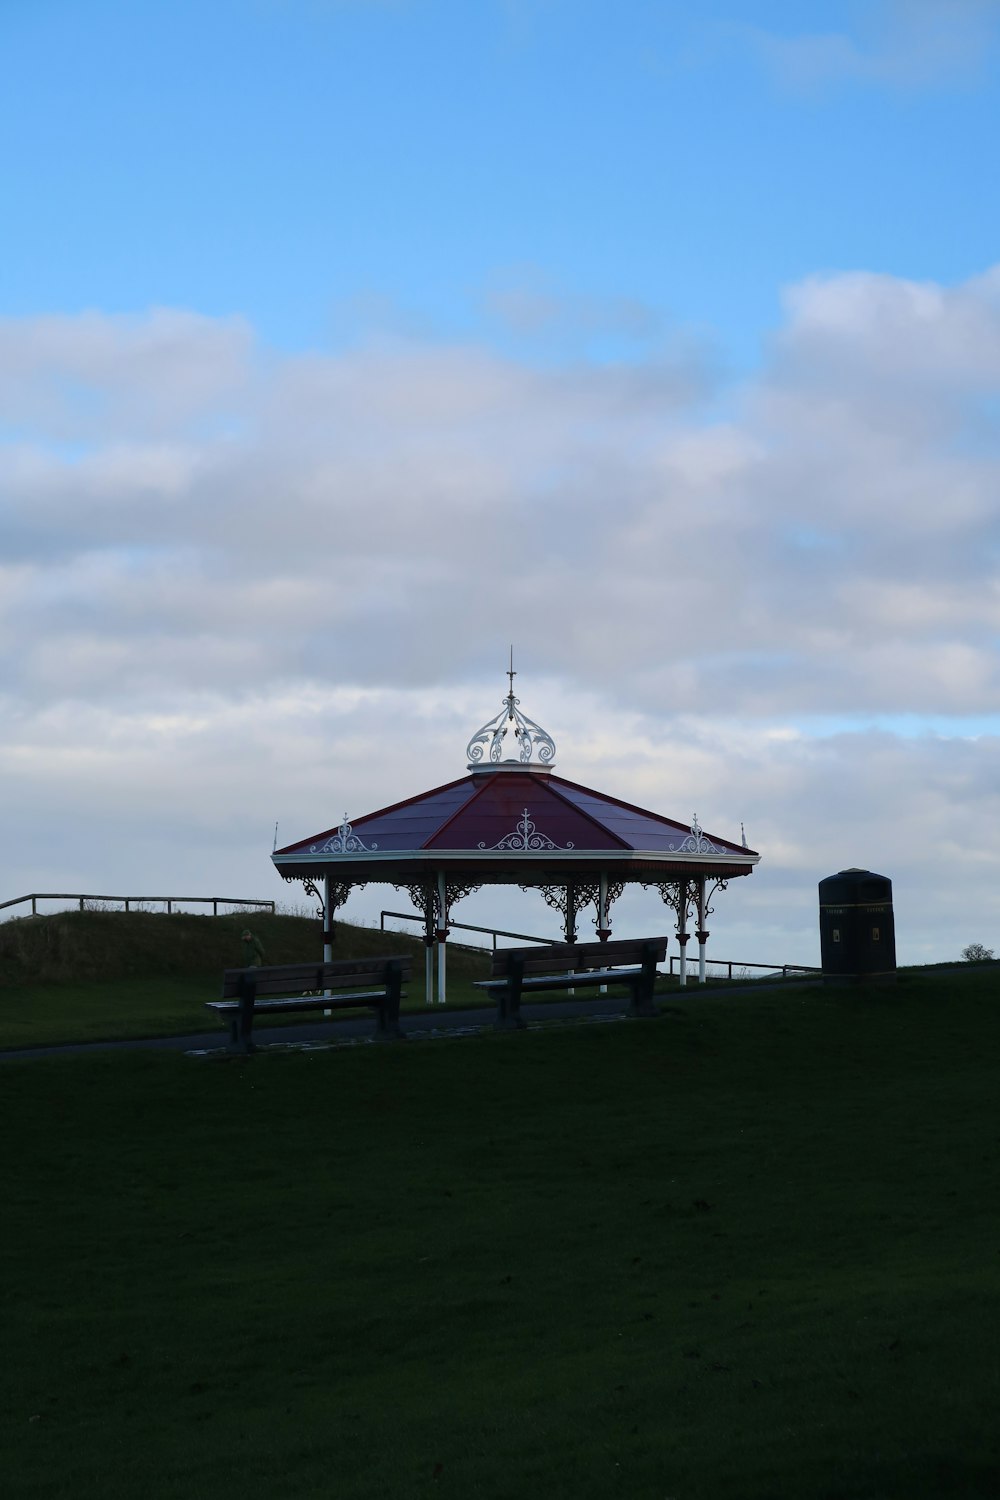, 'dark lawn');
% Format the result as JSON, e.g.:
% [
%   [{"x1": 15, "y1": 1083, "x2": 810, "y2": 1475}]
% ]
[{"x1": 2, "y1": 970, "x2": 999, "y2": 1499}]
